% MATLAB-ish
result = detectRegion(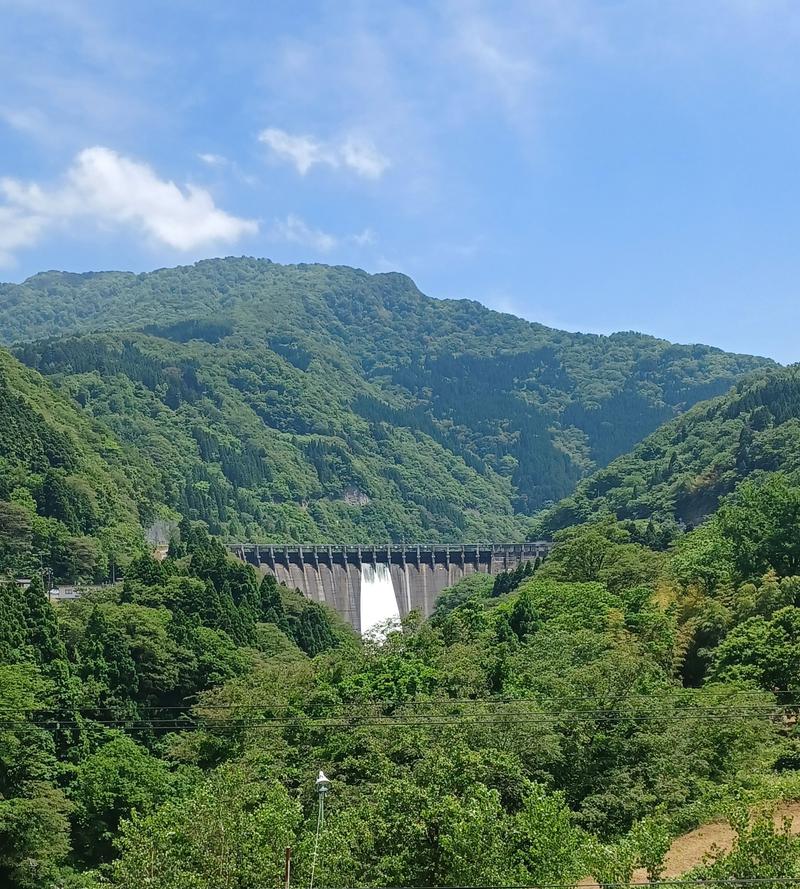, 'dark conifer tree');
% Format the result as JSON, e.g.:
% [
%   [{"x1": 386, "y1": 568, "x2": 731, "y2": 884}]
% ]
[
  {"x1": 20, "y1": 574, "x2": 66, "y2": 671},
  {"x1": 0, "y1": 581, "x2": 28, "y2": 663},
  {"x1": 78, "y1": 608, "x2": 138, "y2": 719}
]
